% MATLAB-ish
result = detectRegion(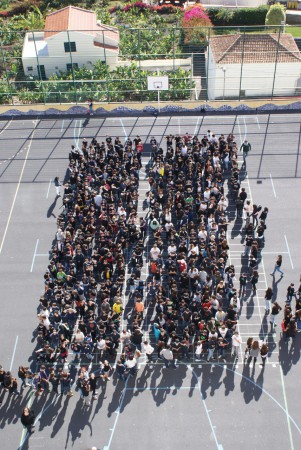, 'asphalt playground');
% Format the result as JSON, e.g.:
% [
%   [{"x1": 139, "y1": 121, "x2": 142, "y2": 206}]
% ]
[{"x1": 0, "y1": 113, "x2": 301, "y2": 450}]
